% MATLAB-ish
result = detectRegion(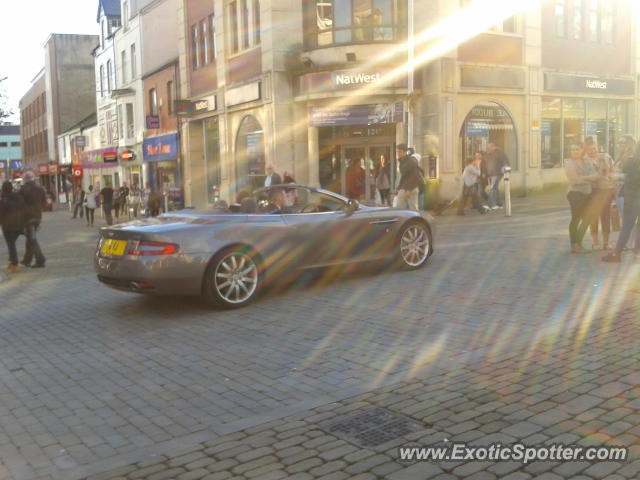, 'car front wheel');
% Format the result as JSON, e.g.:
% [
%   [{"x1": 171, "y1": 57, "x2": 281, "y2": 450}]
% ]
[
  {"x1": 203, "y1": 246, "x2": 261, "y2": 309},
  {"x1": 397, "y1": 221, "x2": 431, "y2": 270}
]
